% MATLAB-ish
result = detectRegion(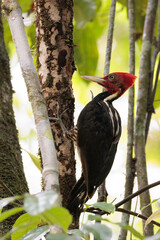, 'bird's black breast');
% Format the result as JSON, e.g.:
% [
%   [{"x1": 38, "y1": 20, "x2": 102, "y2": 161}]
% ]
[{"x1": 77, "y1": 93, "x2": 121, "y2": 197}]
